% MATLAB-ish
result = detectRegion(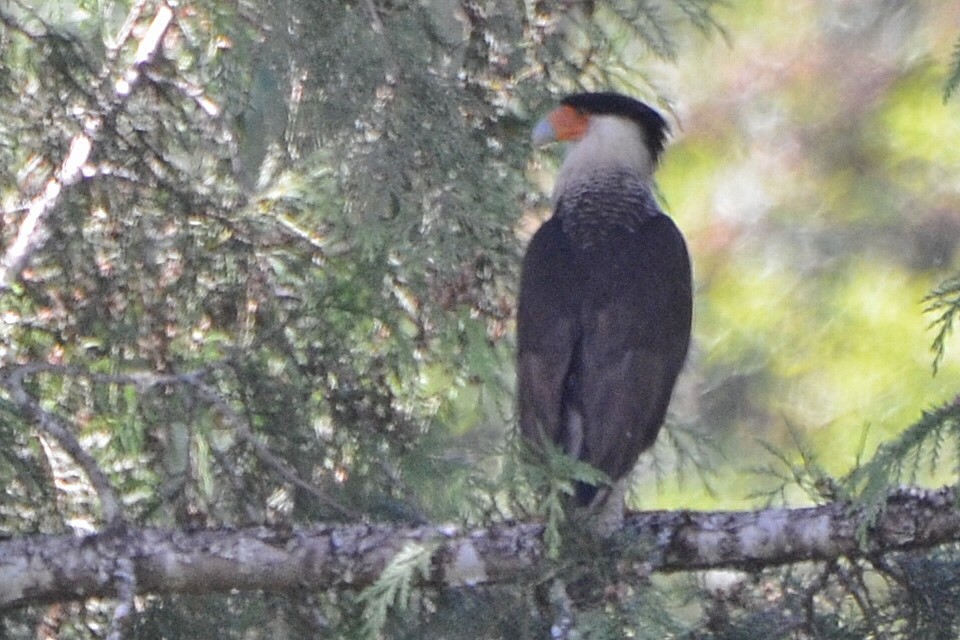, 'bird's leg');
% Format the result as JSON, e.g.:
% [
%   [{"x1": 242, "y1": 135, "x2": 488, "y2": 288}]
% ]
[
  {"x1": 588, "y1": 477, "x2": 628, "y2": 535},
  {"x1": 546, "y1": 578, "x2": 577, "y2": 639}
]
